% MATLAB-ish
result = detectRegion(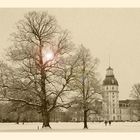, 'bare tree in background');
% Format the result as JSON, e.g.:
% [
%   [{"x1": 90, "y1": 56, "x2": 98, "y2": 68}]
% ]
[
  {"x1": 0, "y1": 11, "x2": 79, "y2": 128},
  {"x1": 130, "y1": 83, "x2": 140, "y2": 119},
  {"x1": 71, "y1": 45, "x2": 102, "y2": 129},
  {"x1": 130, "y1": 83, "x2": 140, "y2": 99}
]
